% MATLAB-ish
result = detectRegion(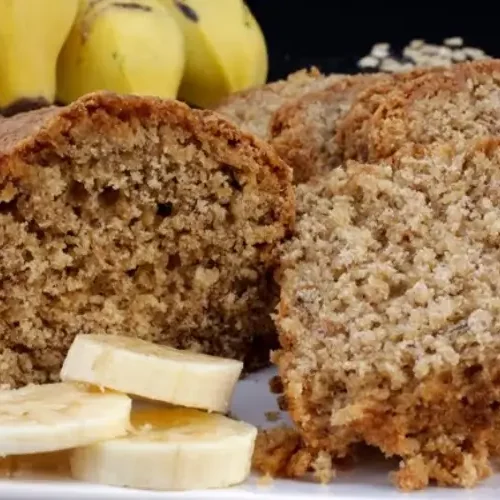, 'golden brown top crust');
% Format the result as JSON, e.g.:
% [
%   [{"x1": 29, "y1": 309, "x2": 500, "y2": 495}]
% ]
[
  {"x1": 338, "y1": 60, "x2": 500, "y2": 162},
  {"x1": 213, "y1": 69, "x2": 343, "y2": 139},
  {"x1": 0, "y1": 92, "x2": 295, "y2": 230},
  {"x1": 0, "y1": 107, "x2": 61, "y2": 153},
  {"x1": 215, "y1": 67, "x2": 323, "y2": 107},
  {"x1": 269, "y1": 73, "x2": 390, "y2": 183}
]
